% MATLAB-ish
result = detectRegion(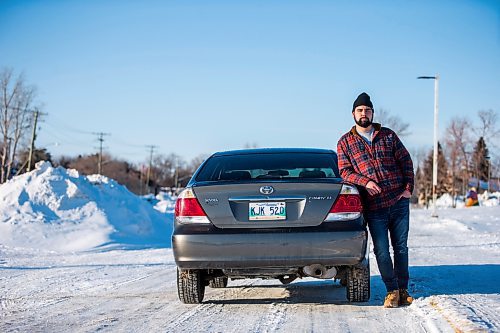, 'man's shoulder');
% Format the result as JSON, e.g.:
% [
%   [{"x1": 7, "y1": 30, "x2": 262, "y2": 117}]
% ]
[
  {"x1": 338, "y1": 127, "x2": 356, "y2": 143},
  {"x1": 378, "y1": 126, "x2": 398, "y2": 138}
]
